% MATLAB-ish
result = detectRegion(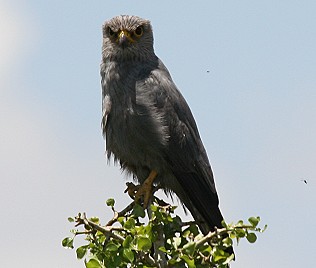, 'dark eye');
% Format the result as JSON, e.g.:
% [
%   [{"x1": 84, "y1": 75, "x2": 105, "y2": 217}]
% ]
[
  {"x1": 108, "y1": 27, "x2": 115, "y2": 37},
  {"x1": 134, "y1": 26, "x2": 143, "y2": 37}
]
